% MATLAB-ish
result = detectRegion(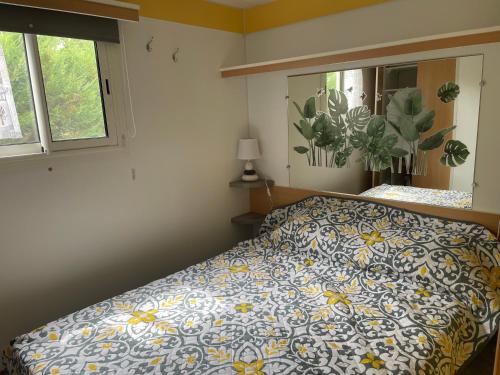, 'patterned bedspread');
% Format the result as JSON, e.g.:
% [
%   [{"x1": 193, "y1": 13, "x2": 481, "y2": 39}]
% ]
[
  {"x1": 360, "y1": 184, "x2": 473, "y2": 209},
  {"x1": 3, "y1": 196, "x2": 499, "y2": 374}
]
